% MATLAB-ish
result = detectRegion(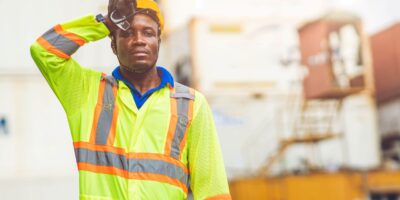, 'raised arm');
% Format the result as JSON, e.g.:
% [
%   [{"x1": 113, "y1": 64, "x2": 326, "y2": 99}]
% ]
[{"x1": 30, "y1": 14, "x2": 110, "y2": 115}]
